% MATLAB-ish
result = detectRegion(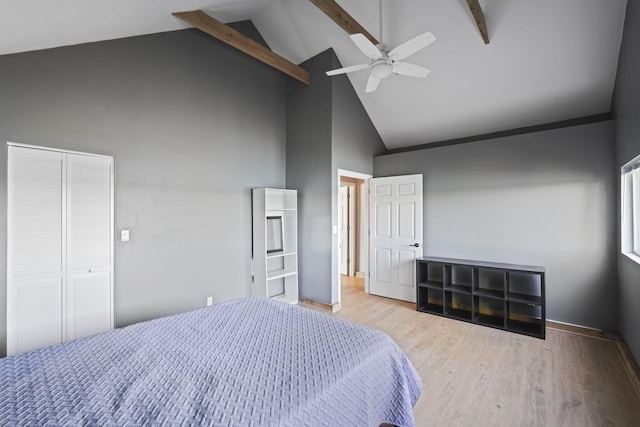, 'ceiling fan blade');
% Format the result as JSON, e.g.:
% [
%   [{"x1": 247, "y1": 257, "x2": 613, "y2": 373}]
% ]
[
  {"x1": 351, "y1": 33, "x2": 383, "y2": 60},
  {"x1": 388, "y1": 32, "x2": 436, "y2": 61},
  {"x1": 326, "y1": 63, "x2": 369, "y2": 76},
  {"x1": 392, "y1": 62, "x2": 431, "y2": 78},
  {"x1": 365, "y1": 75, "x2": 381, "y2": 93}
]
